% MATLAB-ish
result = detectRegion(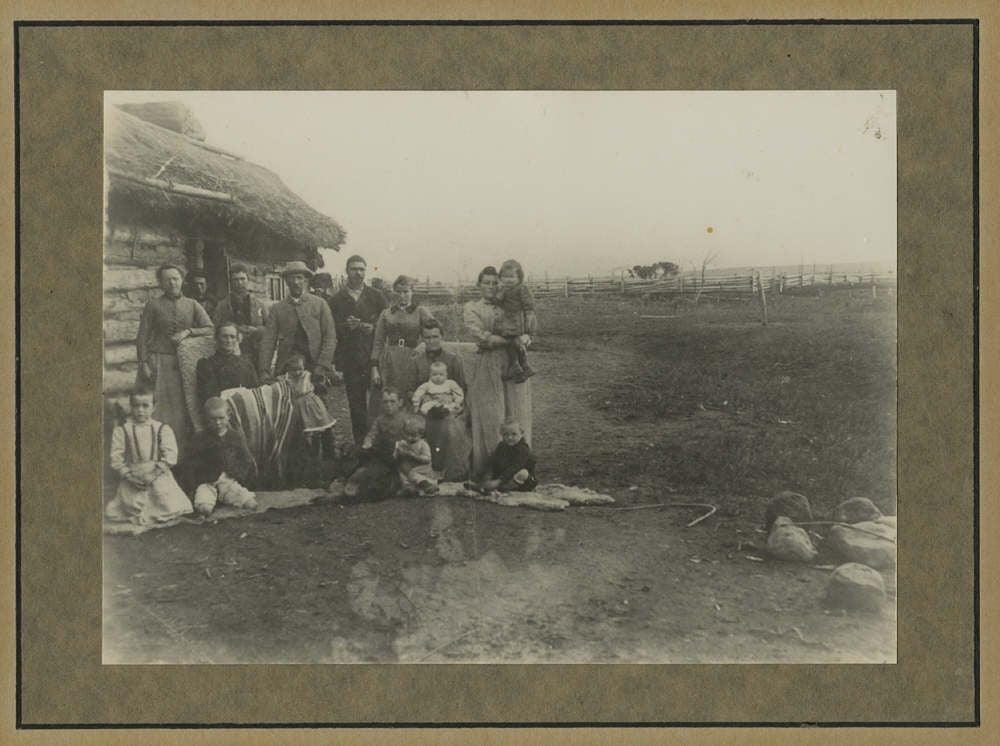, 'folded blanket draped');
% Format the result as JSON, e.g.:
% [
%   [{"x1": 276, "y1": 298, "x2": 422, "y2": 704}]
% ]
[
  {"x1": 221, "y1": 381, "x2": 295, "y2": 482},
  {"x1": 176, "y1": 335, "x2": 218, "y2": 430}
]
